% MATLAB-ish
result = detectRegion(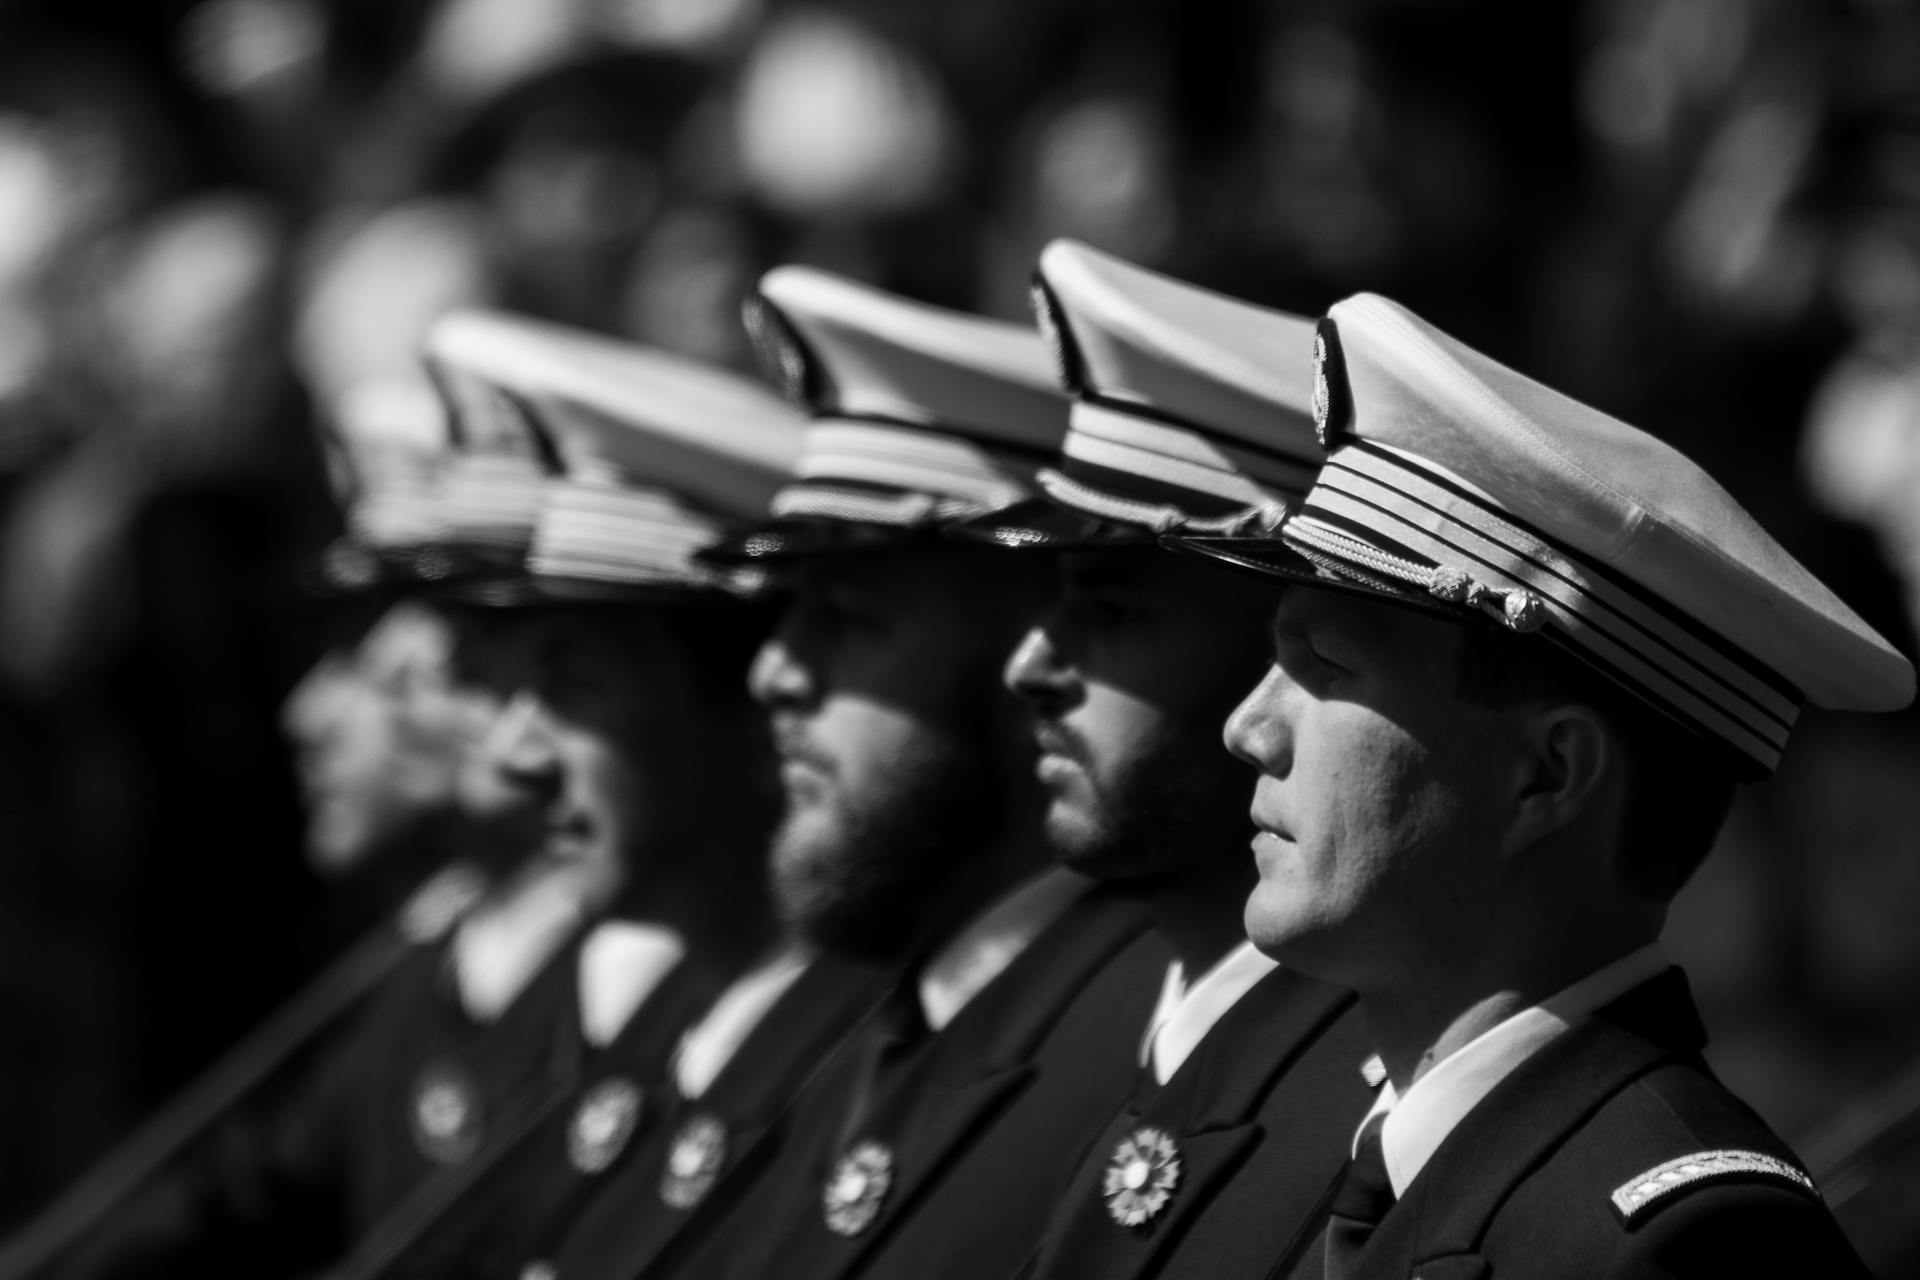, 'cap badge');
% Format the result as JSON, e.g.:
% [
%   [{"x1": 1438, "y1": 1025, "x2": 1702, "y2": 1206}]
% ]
[
  {"x1": 660, "y1": 1113, "x2": 730, "y2": 1210},
  {"x1": 1310, "y1": 319, "x2": 1350, "y2": 449},
  {"x1": 1426, "y1": 565, "x2": 1547, "y2": 634},
  {"x1": 1028, "y1": 278, "x2": 1085, "y2": 394},
  {"x1": 822, "y1": 1140, "x2": 895, "y2": 1236},
  {"x1": 410, "y1": 1061, "x2": 484, "y2": 1164},
  {"x1": 567, "y1": 1077, "x2": 645, "y2": 1175},
  {"x1": 1103, "y1": 1125, "x2": 1182, "y2": 1227},
  {"x1": 1359, "y1": 1054, "x2": 1389, "y2": 1089},
  {"x1": 742, "y1": 292, "x2": 813, "y2": 408}
]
